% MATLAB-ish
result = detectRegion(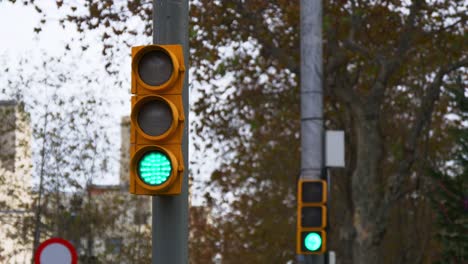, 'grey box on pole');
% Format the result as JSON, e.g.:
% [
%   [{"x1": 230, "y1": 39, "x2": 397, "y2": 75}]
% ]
[{"x1": 325, "y1": 131, "x2": 345, "y2": 168}]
